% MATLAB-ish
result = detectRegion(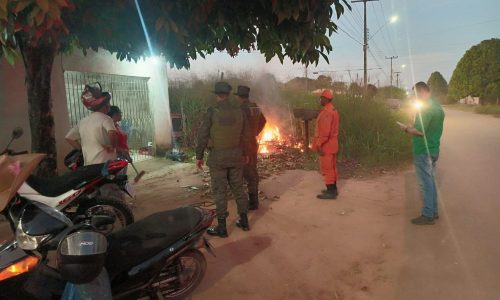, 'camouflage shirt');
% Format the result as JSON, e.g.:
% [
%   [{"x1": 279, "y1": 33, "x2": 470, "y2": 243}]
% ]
[{"x1": 196, "y1": 99, "x2": 251, "y2": 167}]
